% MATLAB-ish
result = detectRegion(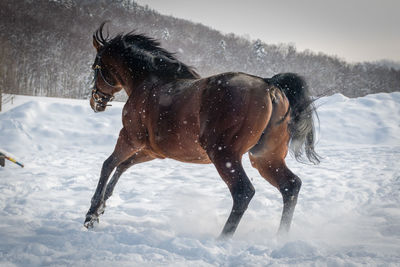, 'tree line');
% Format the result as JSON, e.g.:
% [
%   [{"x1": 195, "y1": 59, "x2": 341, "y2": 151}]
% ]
[{"x1": 1, "y1": 0, "x2": 399, "y2": 101}]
